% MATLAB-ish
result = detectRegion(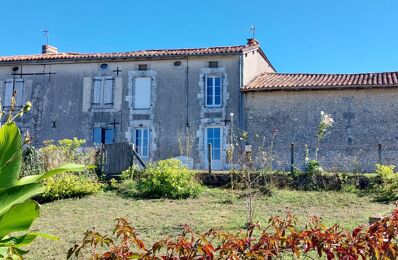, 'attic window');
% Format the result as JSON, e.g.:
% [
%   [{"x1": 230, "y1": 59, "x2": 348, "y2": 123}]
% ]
[
  {"x1": 209, "y1": 61, "x2": 218, "y2": 68},
  {"x1": 138, "y1": 64, "x2": 148, "y2": 71},
  {"x1": 174, "y1": 61, "x2": 182, "y2": 66},
  {"x1": 100, "y1": 64, "x2": 108, "y2": 69}
]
